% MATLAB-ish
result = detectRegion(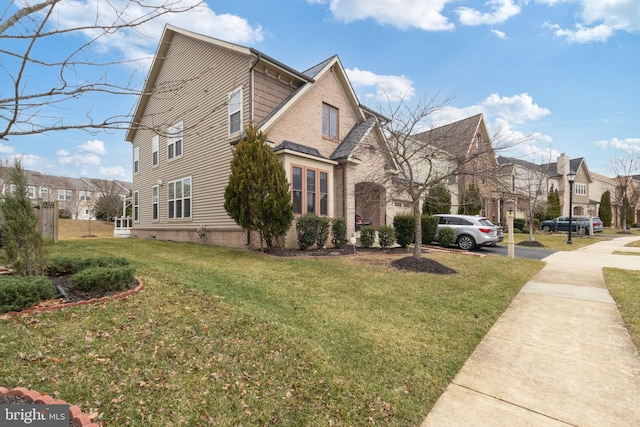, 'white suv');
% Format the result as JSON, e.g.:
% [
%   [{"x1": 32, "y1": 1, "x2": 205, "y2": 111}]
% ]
[{"x1": 434, "y1": 214, "x2": 503, "y2": 250}]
